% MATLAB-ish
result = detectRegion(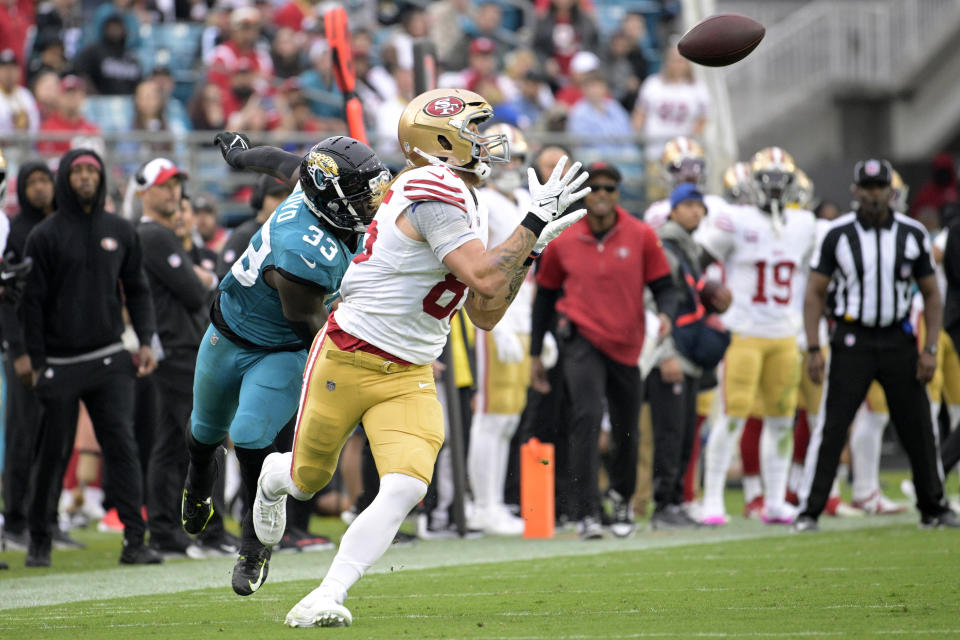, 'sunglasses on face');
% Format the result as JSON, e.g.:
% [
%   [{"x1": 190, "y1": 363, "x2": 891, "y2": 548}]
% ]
[{"x1": 589, "y1": 184, "x2": 617, "y2": 193}]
